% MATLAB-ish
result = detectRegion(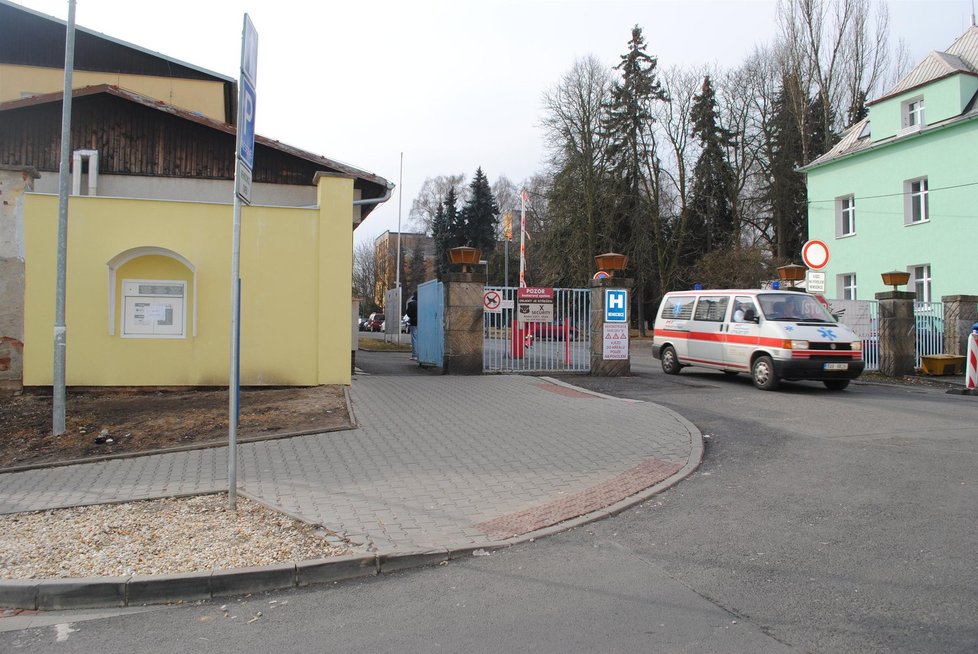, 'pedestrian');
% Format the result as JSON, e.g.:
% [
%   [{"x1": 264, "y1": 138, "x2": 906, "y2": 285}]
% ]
[{"x1": 406, "y1": 292, "x2": 419, "y2": 360}]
